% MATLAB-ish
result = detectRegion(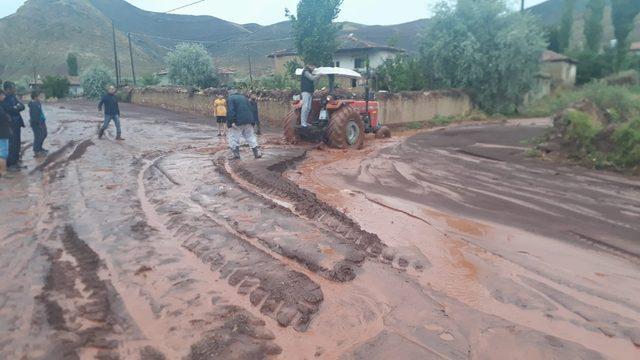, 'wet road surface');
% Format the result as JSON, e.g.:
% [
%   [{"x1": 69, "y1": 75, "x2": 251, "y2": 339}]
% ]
[{"x1": 0, "y1": 102, "x2": 638, "y2": 359}]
